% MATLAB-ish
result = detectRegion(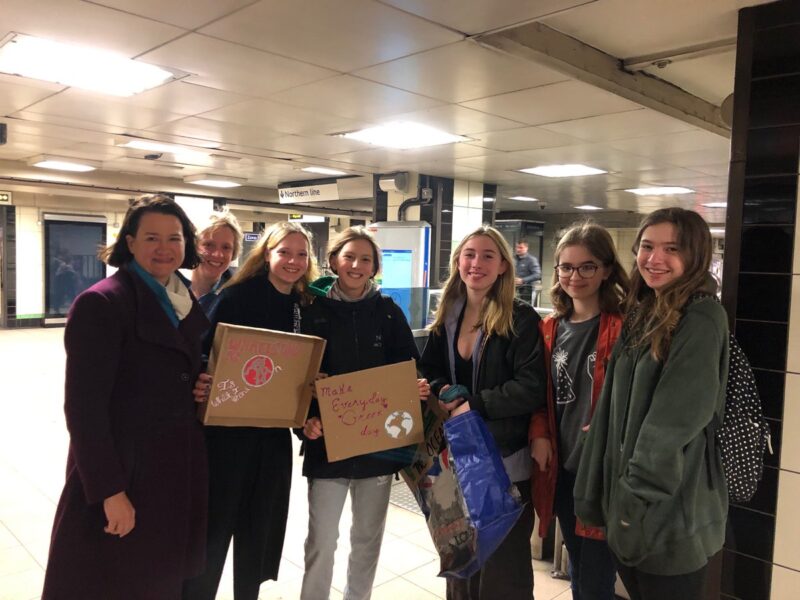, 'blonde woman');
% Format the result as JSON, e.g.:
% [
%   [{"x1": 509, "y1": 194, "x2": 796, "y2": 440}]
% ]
[
  {"x1": 575, "y1": 208, "x2": 729, "y2": 600},
  {"x1": 418, "y1": 225, "x2": 546, "y2": 600},
  {"x1": 189, "y1": 210, "x2": 243, "y2": 318},
  {"x1": 184, "y1": 222, "x2": 319, "y2": 600}
]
